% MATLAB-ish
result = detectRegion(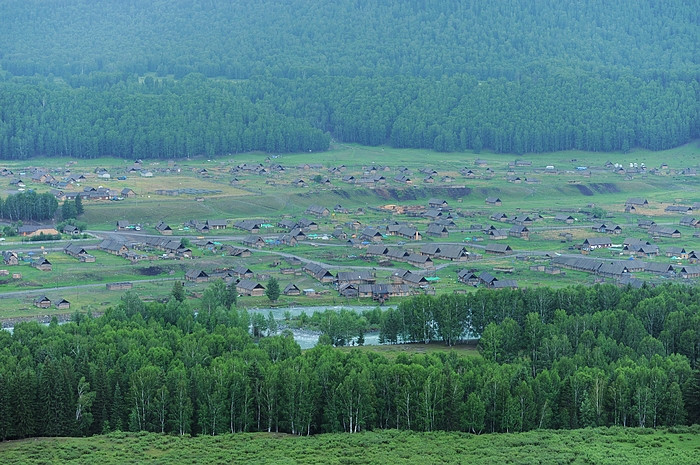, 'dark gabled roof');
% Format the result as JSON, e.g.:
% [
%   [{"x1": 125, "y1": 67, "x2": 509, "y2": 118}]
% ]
[
  {"x1": 479, "y1": 272, "x2": 497, "y2": 284},
  {"x1": 437, "y1": 245, "x2": 468, "y2": 259},
  {"x1": 336, "y1": 270, "x2": 374, "y2": 282},
  {"x1": 407, "y1": 253, "x2": 432, "y2": 264},
  {"x1": 420, "y1": 244, "x2": 442, "y2": 255},
  {"x1": 485, "y1": 243, "x2": 513, "y2": 253},
  {"x1": 457, "y1": 269, "x2": 478, "y2": 280},
  {"x1": 206, "y1": 219, "x2": 227, "y2": 227},
  {"x1": 64, "y1": 243, "x2": 87, "y2": 255},
  {"x1": 283, "y1": 283, "x2": 300, "y2": 293},
  {"x1": 492, "y1": 279, "x2": 518, "y2": 288},
  {"x1": 583, "y1": 237, "x2": 612, "y2": 246},
  {"x1": 367, "y1": 245, "x2": 389, "y2": 255},
  {"x1": 402, "y1": 272, "x2": 429, "y2": 285},
  {"x1": 185, "y1": 269, "x2": 208, "y2": 279},
  {"x1": 386, "y1": 248, "x2": 410, "y2": 259},
  {"x1": 426, "y1": 223, "x2": 449, "y2": 235},
  {"x1": 237, "y1": 279, "x2": 265, "y2": 291}
]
